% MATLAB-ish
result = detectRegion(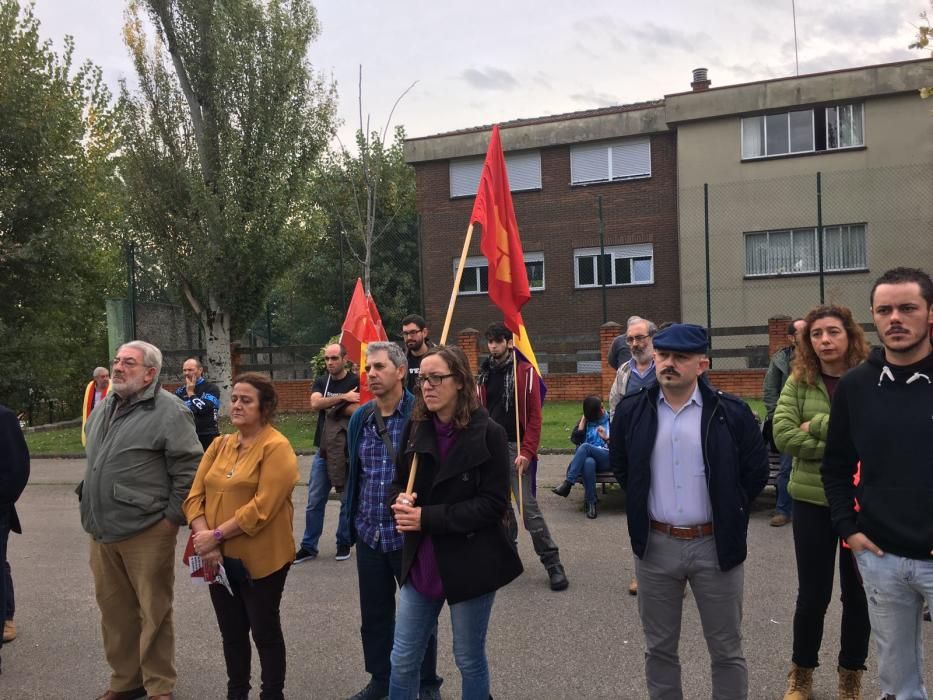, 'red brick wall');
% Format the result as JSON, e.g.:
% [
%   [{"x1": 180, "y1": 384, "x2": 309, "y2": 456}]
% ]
[
  {"x1": 707, "y1": 370, "x2": 766, "y2": 399},
  {"x1": 768, "y1": 316, "x2": 793, "y2": 356},
  {"x1": 599, "y1": 322, "x2": 622, "y2": 399},
  {"x1": 544, "y1": 373, "x2": 603, "y2": 401},
  {"x1": 162, "y1": 380, "x2": 313, "y2": 412},
  {"x1": 413, "y1": 130, "x2": 681, "y2": 356}
]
